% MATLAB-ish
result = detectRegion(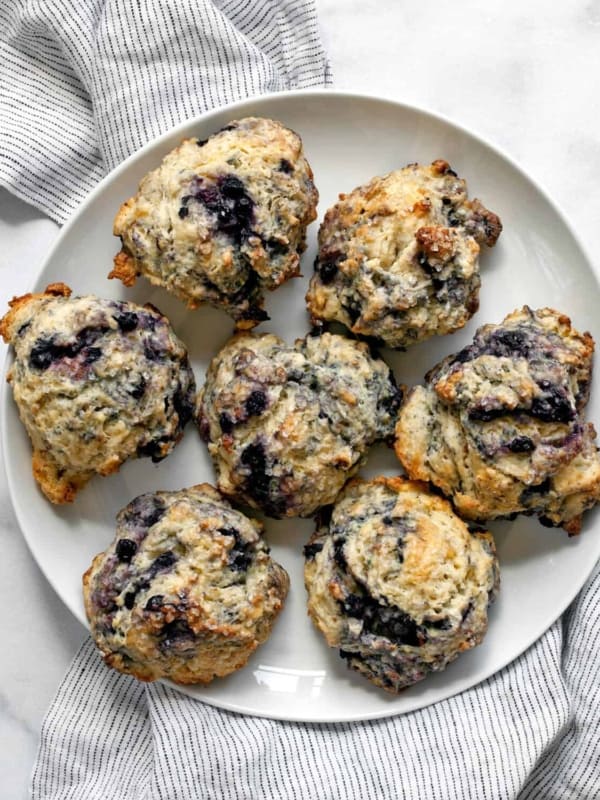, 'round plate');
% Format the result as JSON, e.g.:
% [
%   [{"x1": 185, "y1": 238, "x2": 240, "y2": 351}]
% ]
[{"x1": 3, "y1": 91, "x2": 600, "y2": 722}]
